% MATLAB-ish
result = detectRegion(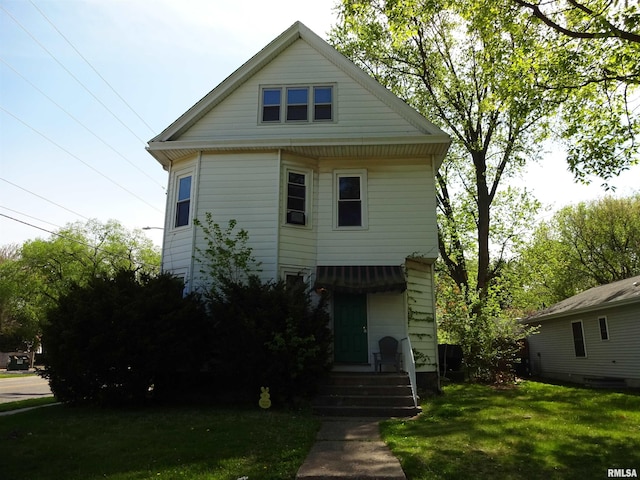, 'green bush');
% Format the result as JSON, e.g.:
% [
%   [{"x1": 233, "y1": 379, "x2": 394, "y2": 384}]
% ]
[
  {"x1": 207, "y1": 275, "x2": 332, "y2": 407},
  {"x1": 41, "y1": 270, "x2": 209, "y2": 405}
]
